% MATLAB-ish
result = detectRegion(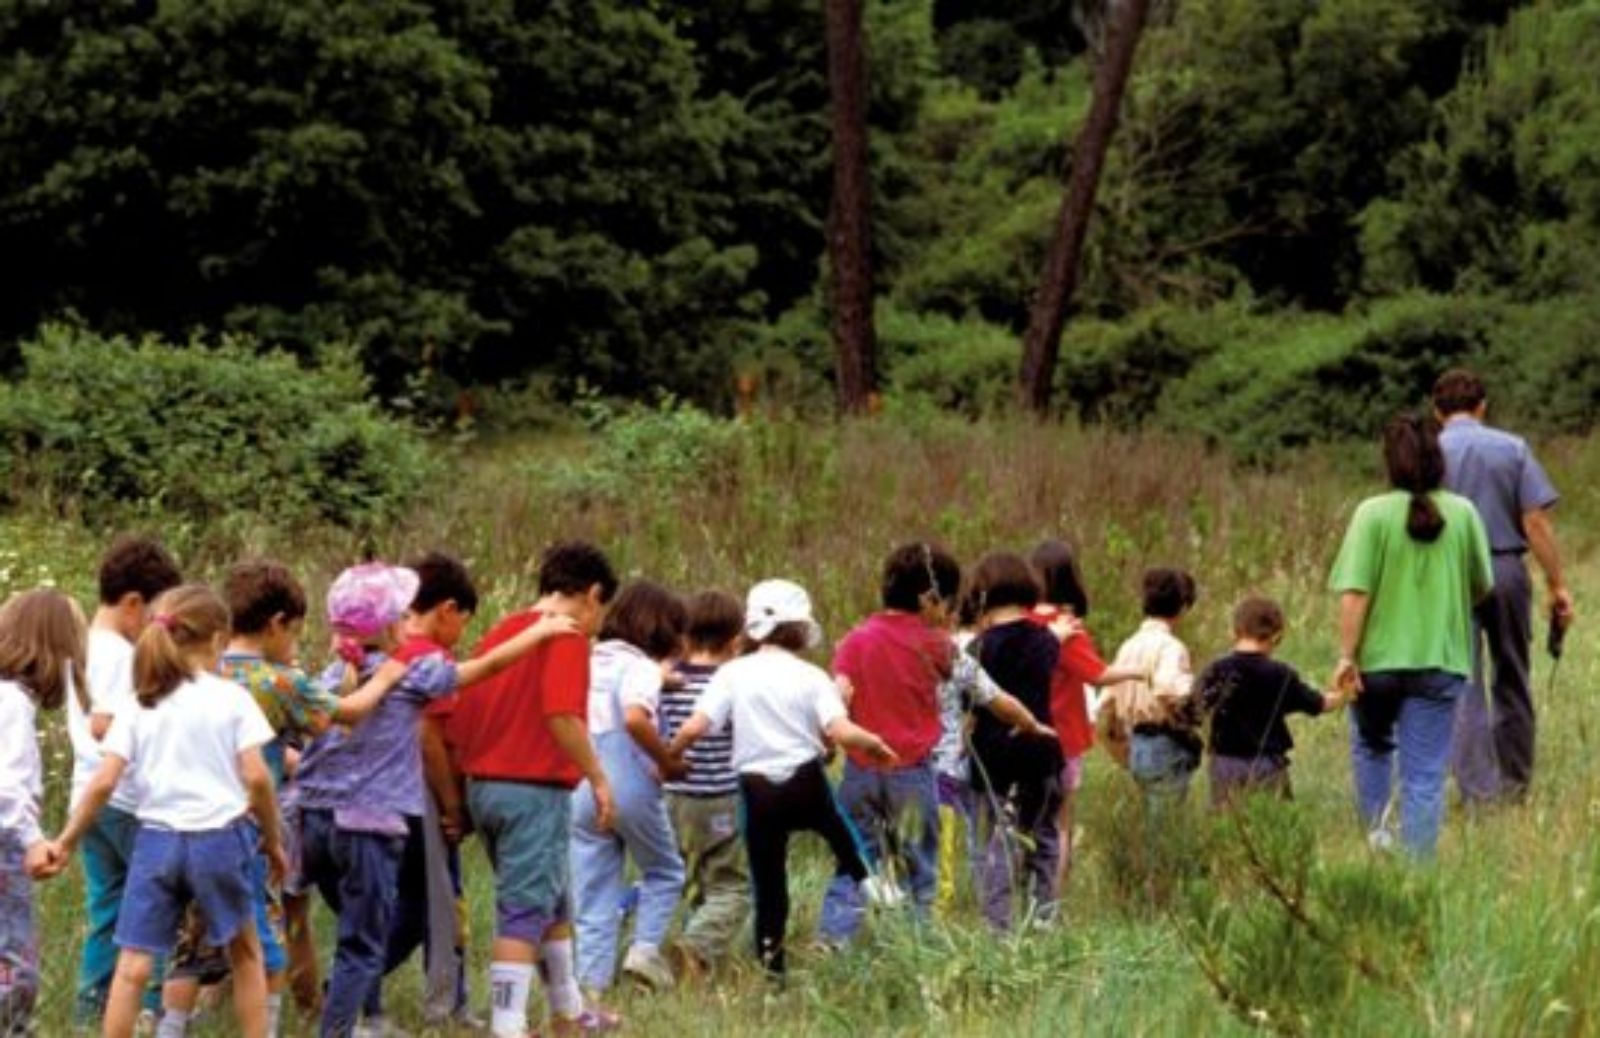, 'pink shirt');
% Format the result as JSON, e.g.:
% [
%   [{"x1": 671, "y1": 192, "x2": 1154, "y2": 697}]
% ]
[{"x1": 832, "y1": 612, "x2": 952, "y2": 769}]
